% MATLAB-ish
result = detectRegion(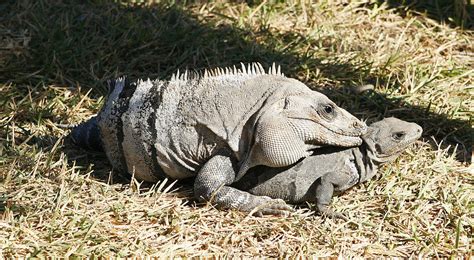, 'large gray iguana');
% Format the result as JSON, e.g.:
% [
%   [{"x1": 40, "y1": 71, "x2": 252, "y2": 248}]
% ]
[
  {"x1": 233, "y1": 117, "x2": 422, "y2": 218},
  {"x1": 71, "y1": 63, "x2": 367, "y2": 215}
]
